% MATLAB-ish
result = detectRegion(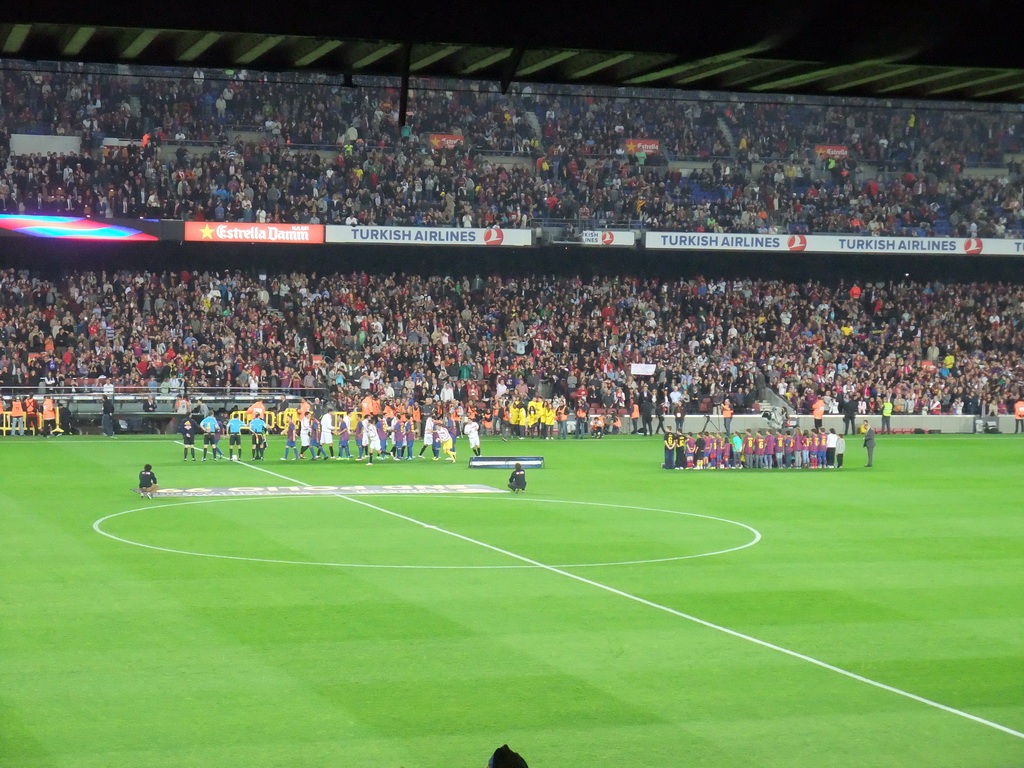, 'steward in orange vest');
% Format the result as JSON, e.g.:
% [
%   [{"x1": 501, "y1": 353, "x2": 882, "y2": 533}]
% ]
[
  {"x1": 42, "y1": 397, "x2": 57, "y2": 437},
  {"x1": 10, "y1": 398, "x2": 25, "y2": 435},
  {"x1": 722, "y1": 399, "x2": 734, "y2": 434}
]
